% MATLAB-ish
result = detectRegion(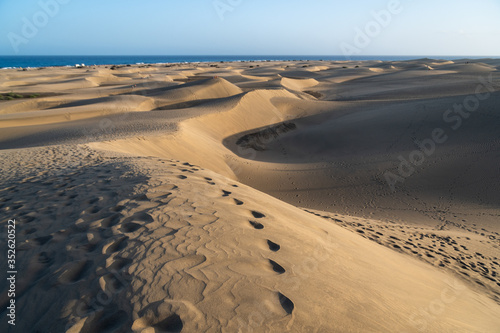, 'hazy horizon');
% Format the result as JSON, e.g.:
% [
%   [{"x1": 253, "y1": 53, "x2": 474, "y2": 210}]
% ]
[{"x1": 2, "y1": 54, "x2": 500, "y2": 57}]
